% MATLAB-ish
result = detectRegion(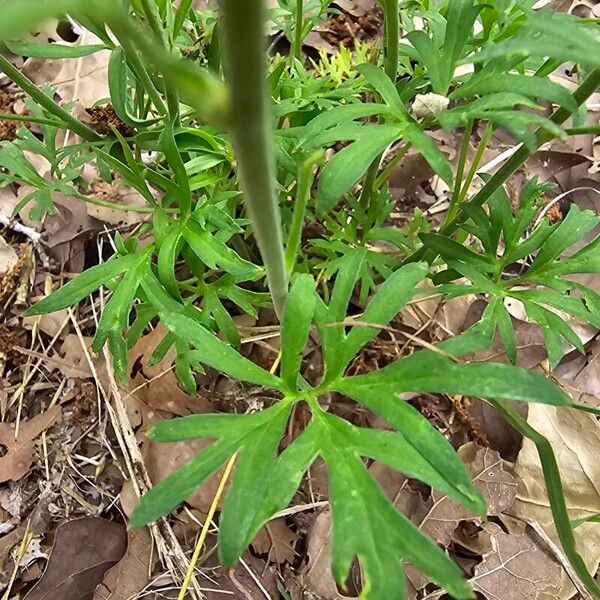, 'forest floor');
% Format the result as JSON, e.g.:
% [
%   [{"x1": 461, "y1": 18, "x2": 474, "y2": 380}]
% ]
[{"x1": 1, "y1": 1, "x2": 600, "y2": 599}]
